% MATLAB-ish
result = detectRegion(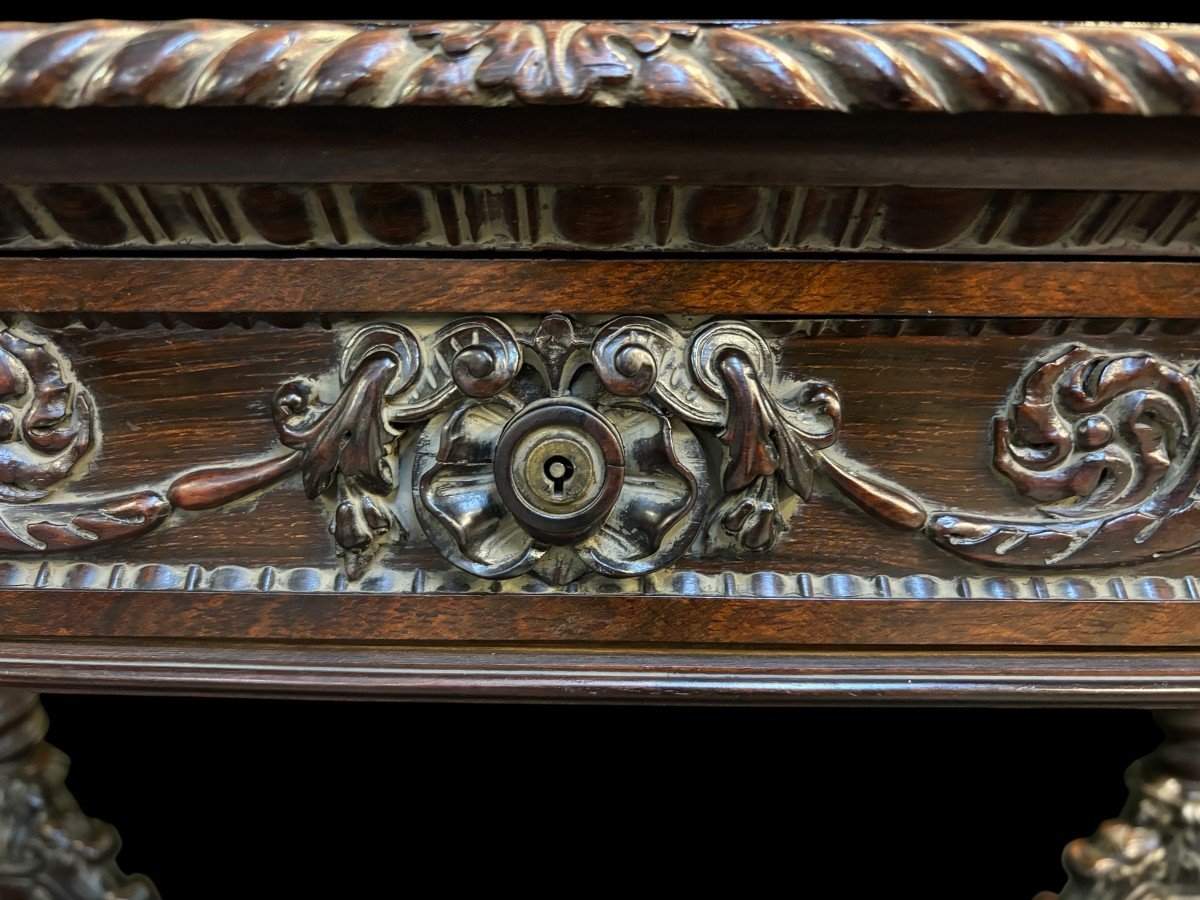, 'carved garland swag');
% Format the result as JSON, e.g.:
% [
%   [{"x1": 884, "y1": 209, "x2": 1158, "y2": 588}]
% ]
[{"x1": 0, "y1": 316, "x2": 1194, "y2": 585}]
